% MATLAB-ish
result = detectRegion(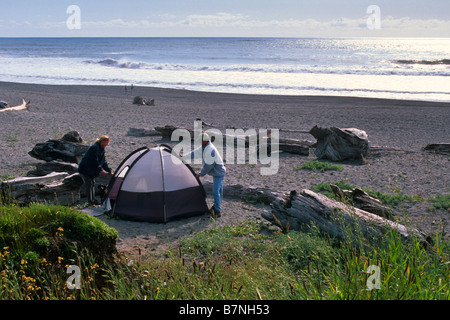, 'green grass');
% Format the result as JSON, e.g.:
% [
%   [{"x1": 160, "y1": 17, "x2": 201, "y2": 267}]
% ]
[
  {"x1": 294, "y1": 160, "x2": 344, "y2": 172},
  {"x1": 1, "y1": 201, "x2": 448, "y2": 300},
  {"x1": 0, "y1": 174, "x2": 15, "y2": 182},
  {"x1": 100, "y1": 220, "x2": 449, "y2": 300},
  {"x1": 429, "y1": 195, "x2": 450, "y2": 212}
]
